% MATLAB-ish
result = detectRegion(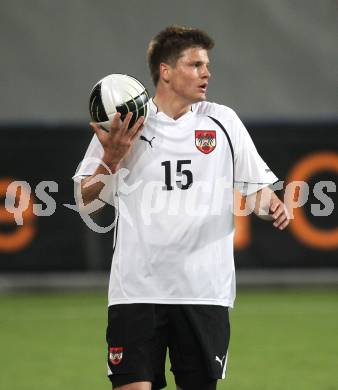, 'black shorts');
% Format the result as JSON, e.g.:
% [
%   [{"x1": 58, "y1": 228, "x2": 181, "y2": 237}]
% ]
[{"x1": 106, "y1": 304, "x2": 230, "y2": 389}]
